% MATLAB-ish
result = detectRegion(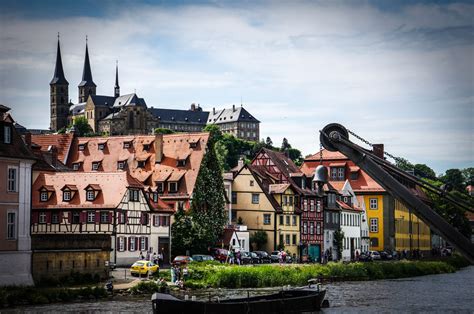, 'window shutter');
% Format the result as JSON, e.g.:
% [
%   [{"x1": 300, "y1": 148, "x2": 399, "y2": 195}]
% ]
[
  {"x1": 128, "y1": 237, "x2": 132, "y2": 251},
  {"x1": 123, "y1": 237, "x2": 127, "y2": 251},
  {"x1": 32, "y1": 211, "x2": 39, "y2": 224},
  {"x1": 124, "y1": 211, "x2": 128, "y2": 223},
  {"x1": 80, "y1": 212, "x2": 86, "y2": 223},
  {"x1": 46, "y1": 211, "x2": 51, "y2": 224},
  {"x1": 108, "y1": 212, "x2": 112, "y2": 224},
  {"x1": 95, "y1": 211, "x2": 100, "y2": 224},
  {"x1": 153, "y1": 215, "x2": 157, "y2": 227},
  {"x1": 145, "y1": 237, "x2": 148, "y2": 251},
  {"x1": 138, "y1": 237, "x2": 142, "y2": 251}
]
